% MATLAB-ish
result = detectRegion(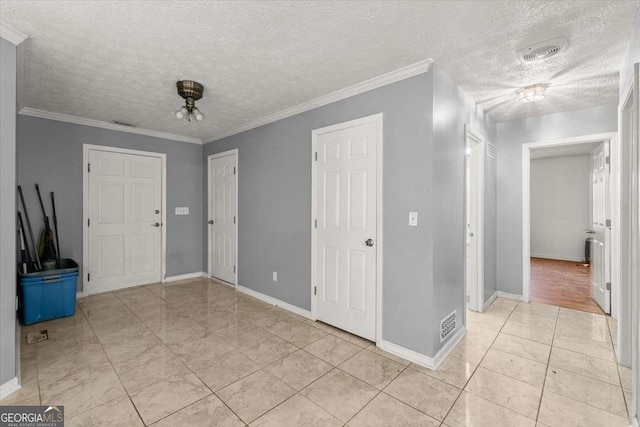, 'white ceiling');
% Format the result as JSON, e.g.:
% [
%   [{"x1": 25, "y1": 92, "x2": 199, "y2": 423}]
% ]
[
  {"x1": 1, "y1": 1, "x2": 637, "y2": 142},
  {"x1": 530, "y1": 141, "x2": 602, "y2": 159}
]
